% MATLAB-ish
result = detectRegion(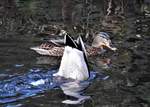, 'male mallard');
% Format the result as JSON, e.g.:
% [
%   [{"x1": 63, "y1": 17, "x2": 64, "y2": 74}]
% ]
[
  {"x1": 53, "y1": 35, "x2": 89, "y2": 81},
  {"x1": 30, "y1": 32, "x2": 117, "y2": 57}
]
